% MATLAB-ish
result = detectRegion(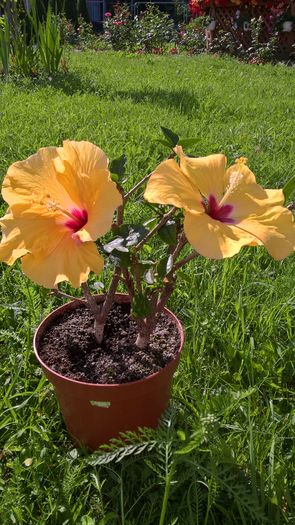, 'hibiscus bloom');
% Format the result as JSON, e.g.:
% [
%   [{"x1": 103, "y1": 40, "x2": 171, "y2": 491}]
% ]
[
  {"x1": 0, "y1": 141, "x2": 122, "y2": 288},
  {"x1": 144, "y1": 146, "x2": 295, "y2": 260}
]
